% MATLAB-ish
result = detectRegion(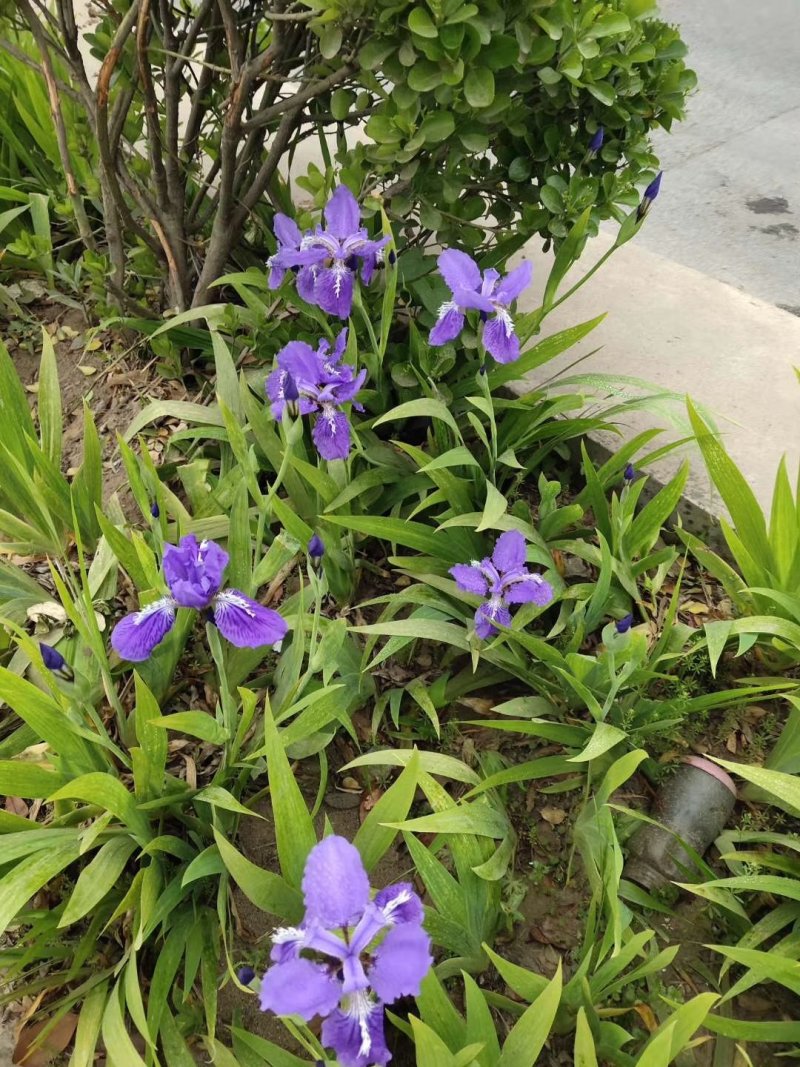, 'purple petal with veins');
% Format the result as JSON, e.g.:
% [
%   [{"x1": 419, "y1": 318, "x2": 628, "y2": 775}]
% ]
[
  {"x1": 492, "y1": 529, "x2": 526, "y2": 573},
  {"x1": 111, "y1": 596, "x2": 176, "y2": 661},
  {"x1": 212, "y1": 590, "x2": 287, "y2": 648},
  {"x1": 483, "y1": 312, "x2": 520, "y2": 363},
  {"x1": 437, "y1": 247, "x2": 482, "y2": 295}
]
